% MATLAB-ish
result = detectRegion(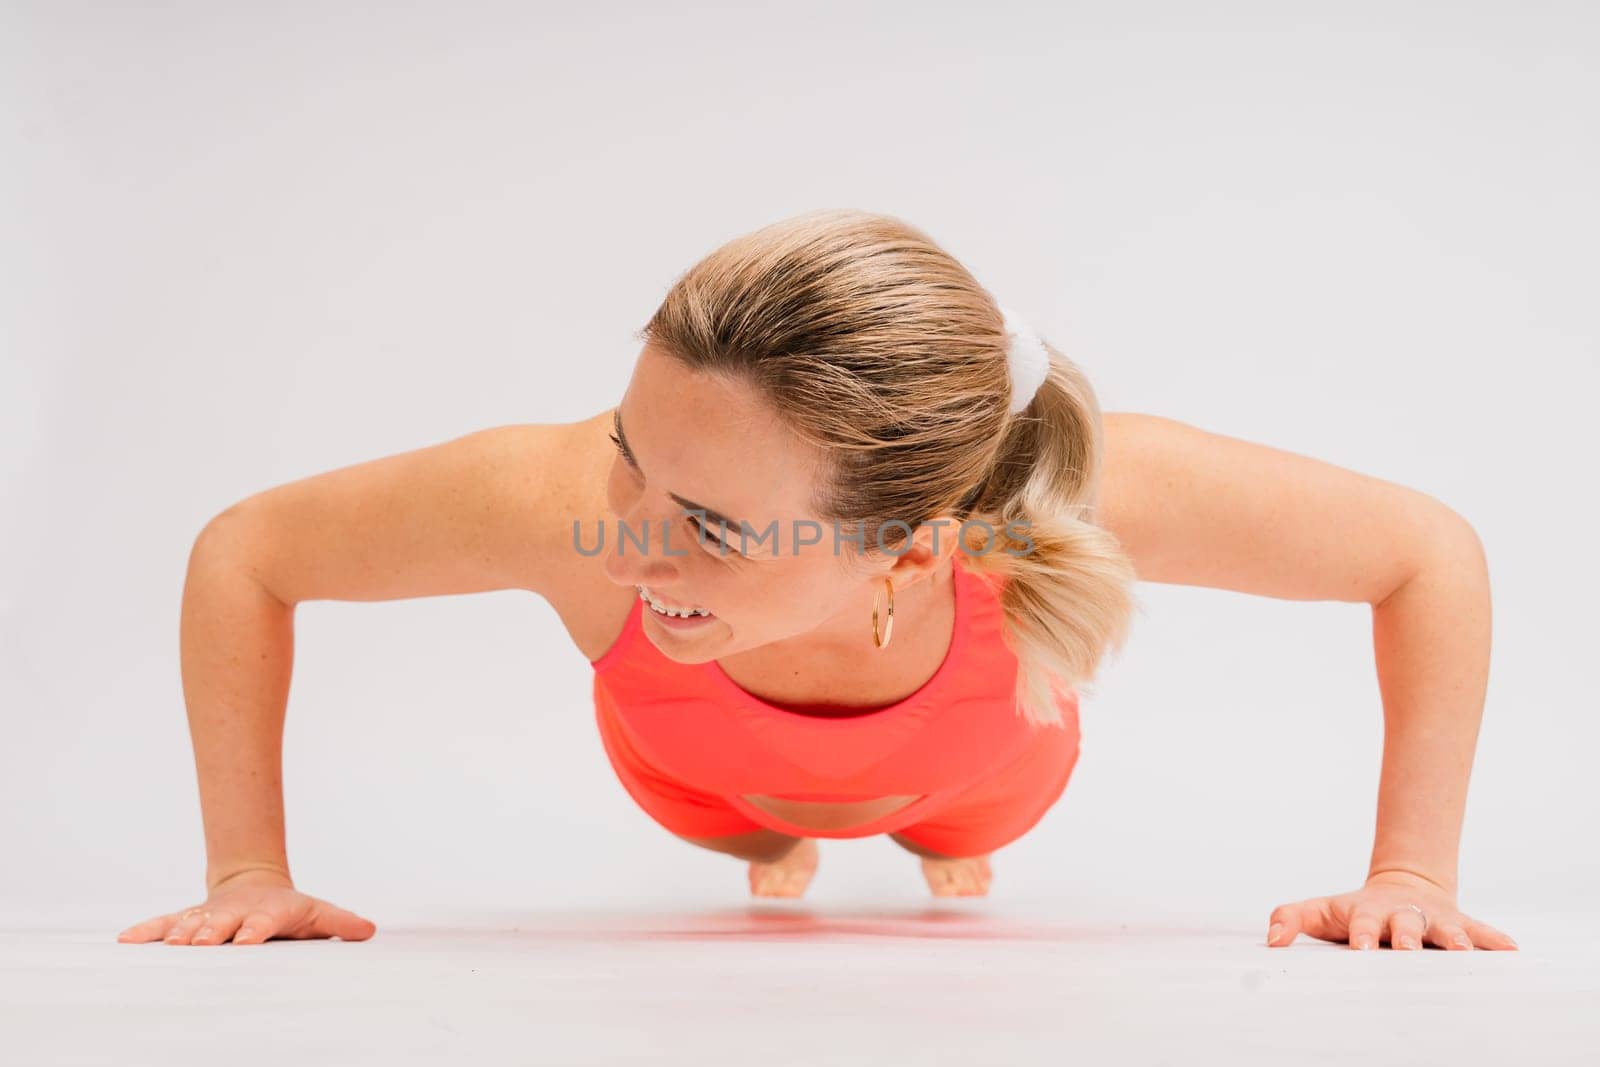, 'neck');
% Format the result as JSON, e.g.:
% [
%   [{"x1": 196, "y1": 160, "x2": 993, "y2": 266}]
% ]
[{"x1": 716, "y1": 560, "x2": 958, "y2": 709}]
